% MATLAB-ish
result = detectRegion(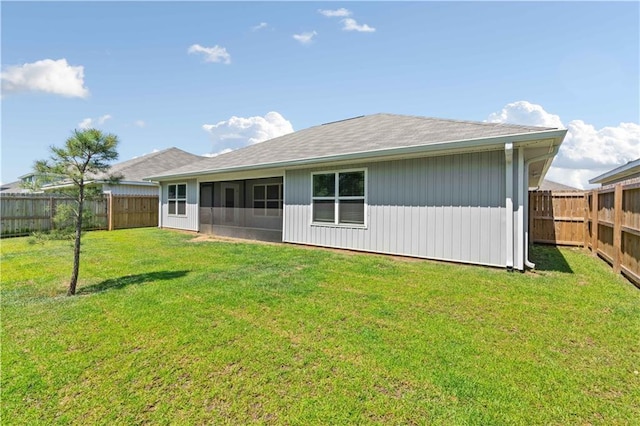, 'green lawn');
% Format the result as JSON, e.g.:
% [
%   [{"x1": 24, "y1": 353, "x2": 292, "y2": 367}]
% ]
[{"x1": 2, "y1": 228, "x2": 639, "y2": 425}]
